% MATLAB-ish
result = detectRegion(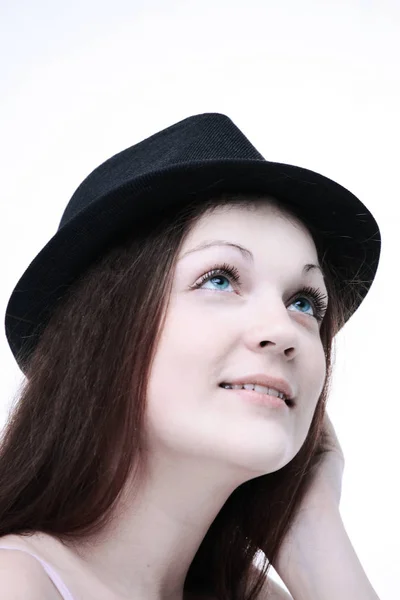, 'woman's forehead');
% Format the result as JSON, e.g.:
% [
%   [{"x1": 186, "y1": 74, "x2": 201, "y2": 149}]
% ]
[{"x1": 182, "y1": 200, "x2": 317, "y2": 258}]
